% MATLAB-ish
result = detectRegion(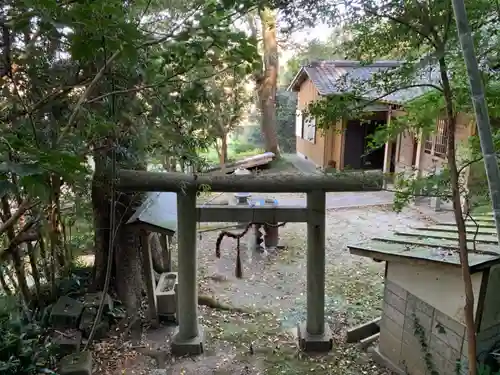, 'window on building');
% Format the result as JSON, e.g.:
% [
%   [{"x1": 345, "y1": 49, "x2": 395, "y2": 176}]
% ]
[
  {"x1": 434, "y1": 119, "x2": 448, "y2": 157},
  {"x1": 424, "y1": 135, "x2": 433, "y2": 154},
  {"x1": 423, "y1": 118, "x2": 449, "y2": 158},
  {"x1": 302, "y1": 114, "x2": 316, "y2": 143}
]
